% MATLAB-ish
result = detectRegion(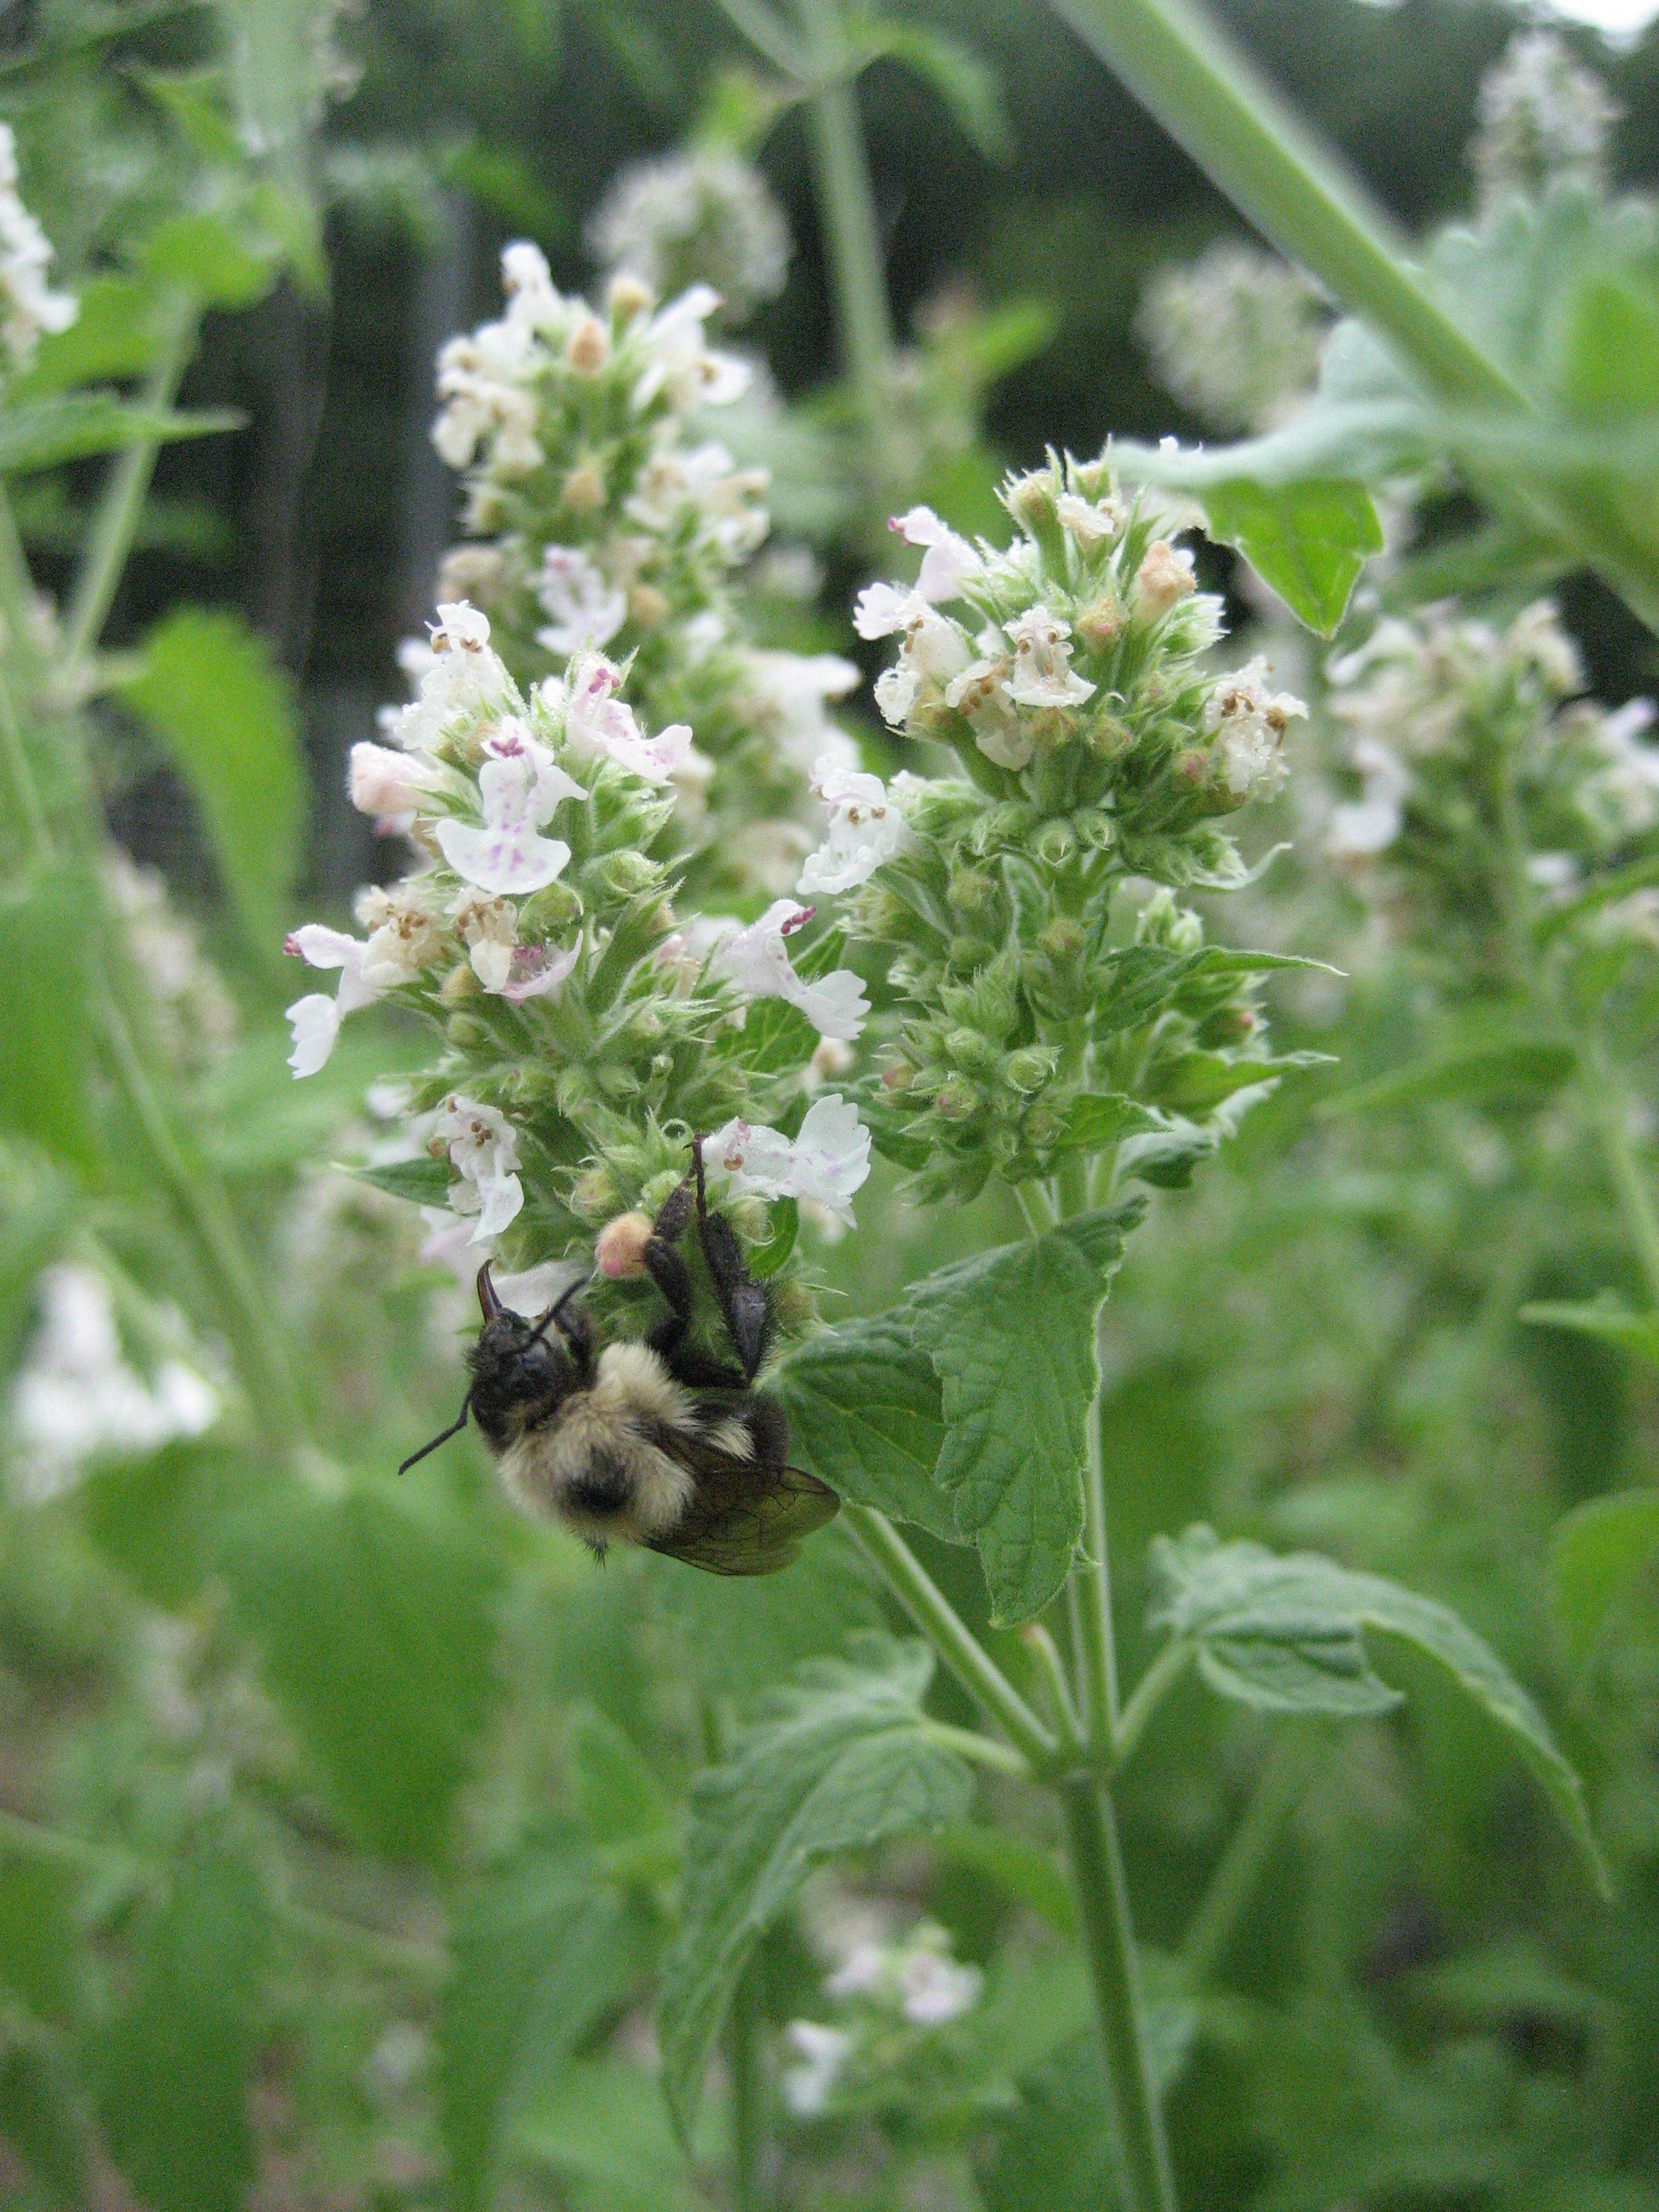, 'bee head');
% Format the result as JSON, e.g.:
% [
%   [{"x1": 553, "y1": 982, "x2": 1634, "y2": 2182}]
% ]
[{"x1": 465, "y1": 1269, "x2": 588, "y2": 1449}]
